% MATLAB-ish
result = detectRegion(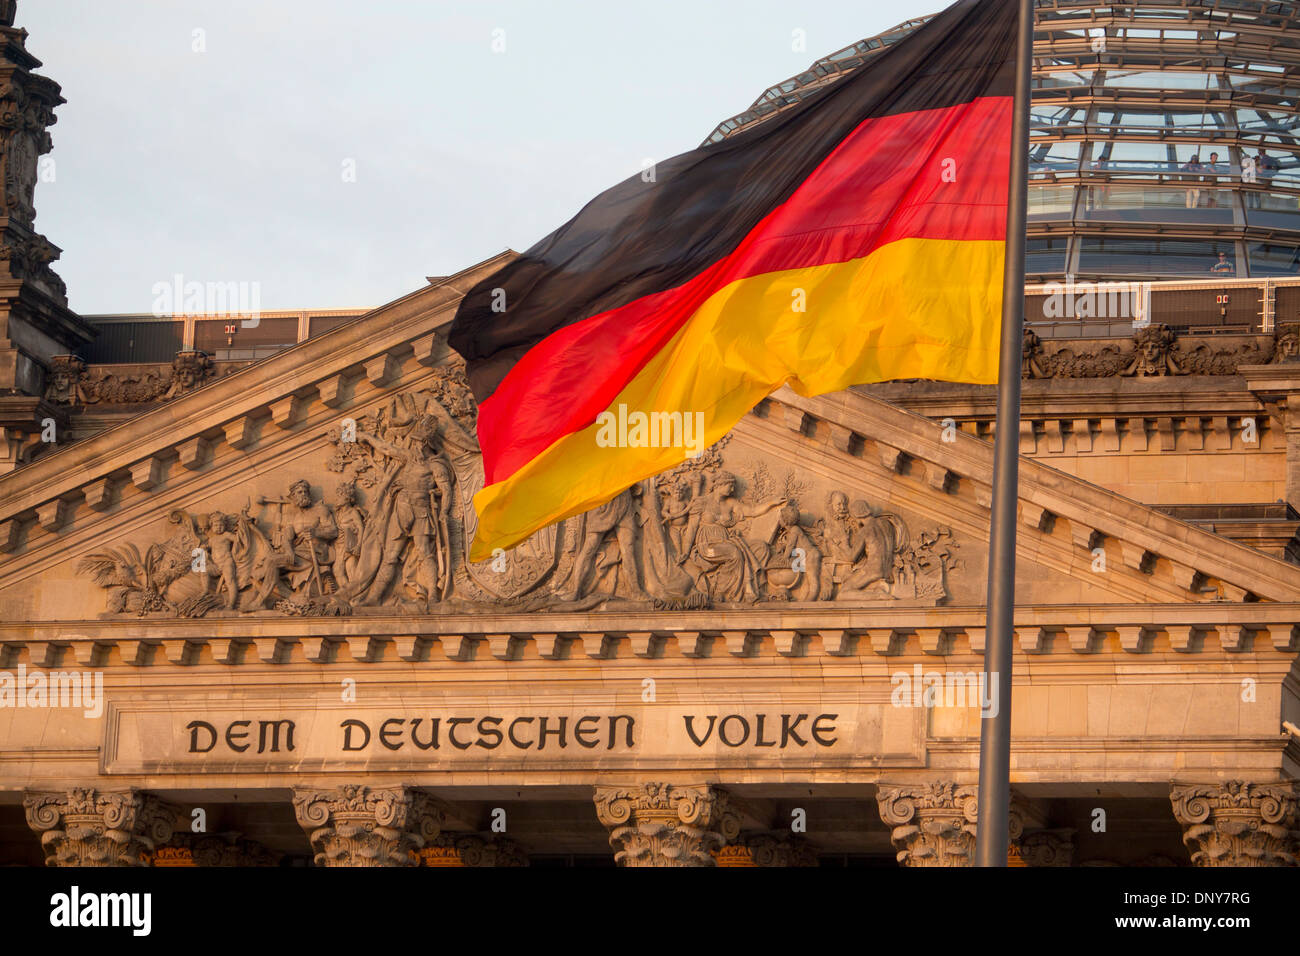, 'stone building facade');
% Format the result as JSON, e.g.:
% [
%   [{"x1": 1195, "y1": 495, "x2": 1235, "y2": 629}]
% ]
[{"x1": 0, "y1": 3, "x2": 1299, "y2": 867}]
